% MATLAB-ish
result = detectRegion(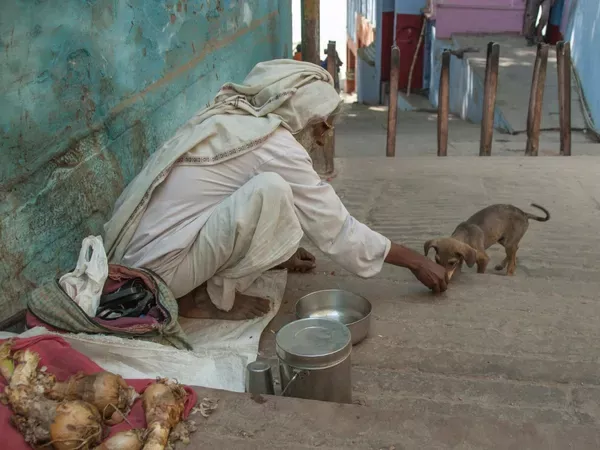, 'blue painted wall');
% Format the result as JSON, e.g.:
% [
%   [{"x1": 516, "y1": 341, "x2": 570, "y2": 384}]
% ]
[
  {"x1": 427, "y1": 27, "x2": 511, "y2": 132},
  {"x1": 562, "y1": 0, "x2": 600, "y2": 133},
  {"x1": 0, "y1": 0, "x2": 292, "y2": 321},
  {"x1": 394, "y1": 0, "x2": 426, "y2": 15},
  {"x1": 550, "y1": 0, "x2": 565, "y2": 26},
  {"x1": 357, "y1": 53, "x2": 380, "y2": 104}
]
